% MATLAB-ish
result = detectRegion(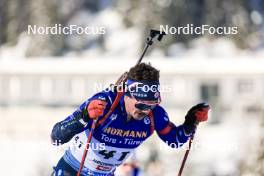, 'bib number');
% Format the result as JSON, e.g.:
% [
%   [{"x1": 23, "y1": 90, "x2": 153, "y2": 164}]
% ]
[{"x1": 98, "y1": 150, "x2": 130, "y2": 161}]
